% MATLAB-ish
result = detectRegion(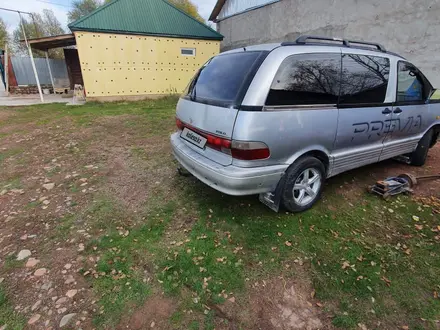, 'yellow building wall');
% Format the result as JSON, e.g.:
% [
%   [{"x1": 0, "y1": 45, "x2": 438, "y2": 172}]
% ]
[{"x1": 74, "y1": 31, "x2": 220, "y2": 99}]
